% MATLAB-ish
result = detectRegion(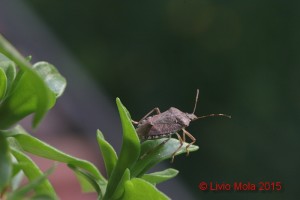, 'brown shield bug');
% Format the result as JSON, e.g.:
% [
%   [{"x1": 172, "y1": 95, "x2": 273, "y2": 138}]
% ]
[{"x1": 132, "y1": 89, "x2": 231, "y2": 162}]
